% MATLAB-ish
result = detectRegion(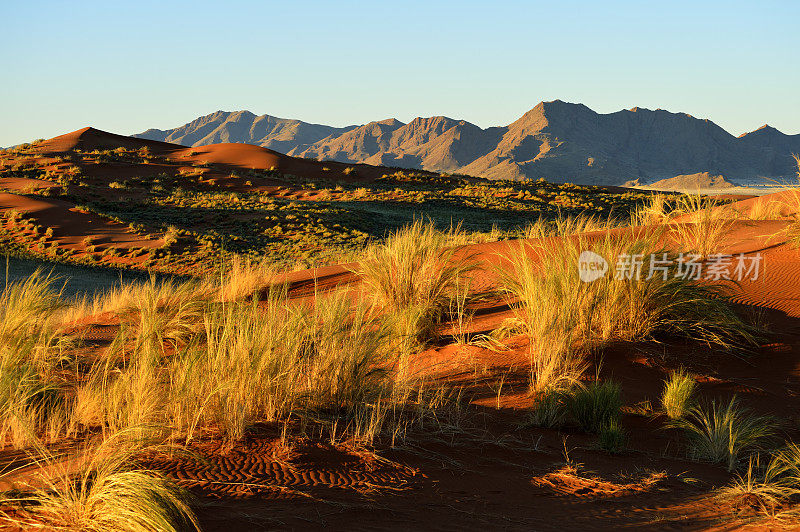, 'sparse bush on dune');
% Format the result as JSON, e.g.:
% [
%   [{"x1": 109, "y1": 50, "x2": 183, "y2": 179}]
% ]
[
  {"x1": 670, "y1": 396, "x2": 776, "y2": 471},
  {"x1": 357, "y1": 220, "x2": 481, "y2": 358},
  {"x1": 0, "y1": 431, "x2": 199, "y2": 532},
  {"x1": 161, "y1": 225, "x2": 179, "y2": 248},
  {"x1": 661, "y1": 369, "x2": 696, "y2": 420}
]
